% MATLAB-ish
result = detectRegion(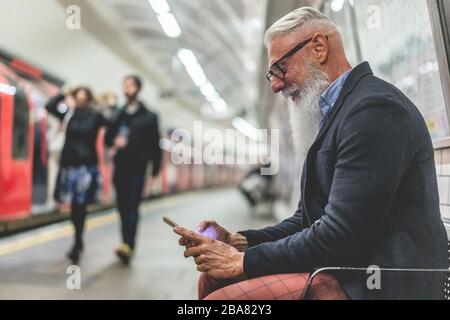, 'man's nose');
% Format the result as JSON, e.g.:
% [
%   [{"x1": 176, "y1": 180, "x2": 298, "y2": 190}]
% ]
[{"x1": 271, "y1": 76, "x2": 285, "y2": 94}]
